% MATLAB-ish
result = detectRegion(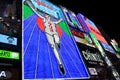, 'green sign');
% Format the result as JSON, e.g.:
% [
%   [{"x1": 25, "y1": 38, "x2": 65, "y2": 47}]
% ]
[
  {"x1": 111, "y1": 42, "x2": 120, "y2": 53},
  {"x1": 89, "y1": 32, "x2": 104, "y2": 53},
  {"x1": 0, "y1": 50, "x2": 19, "y2": 60}
]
